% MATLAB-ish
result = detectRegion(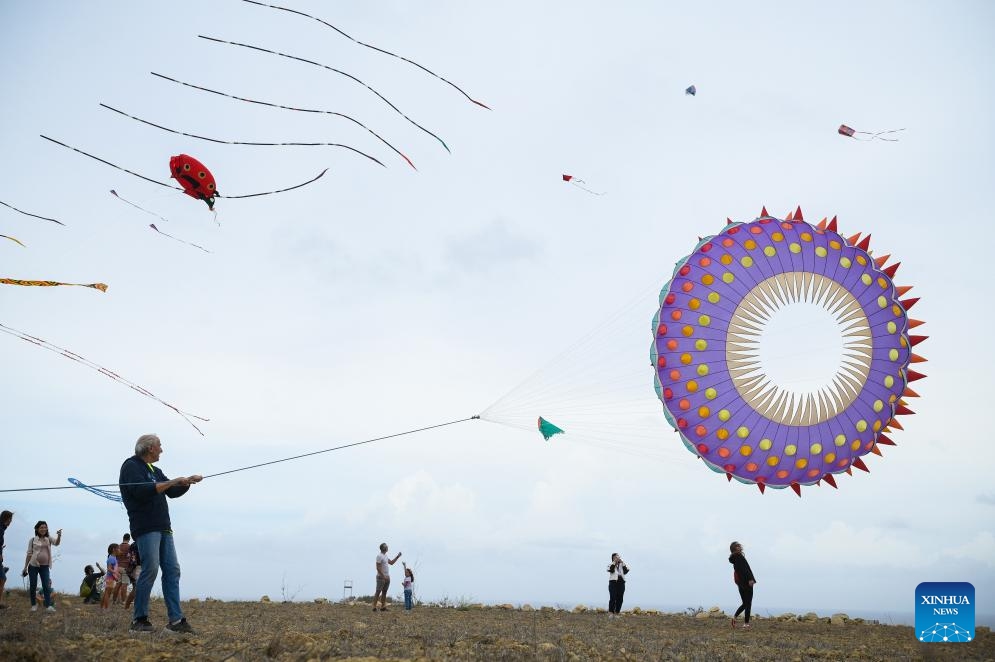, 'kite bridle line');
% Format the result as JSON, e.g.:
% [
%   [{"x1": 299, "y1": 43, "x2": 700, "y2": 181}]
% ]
[{"x1": 0, "y1": 416, "x2": 481, "y2": 496}]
